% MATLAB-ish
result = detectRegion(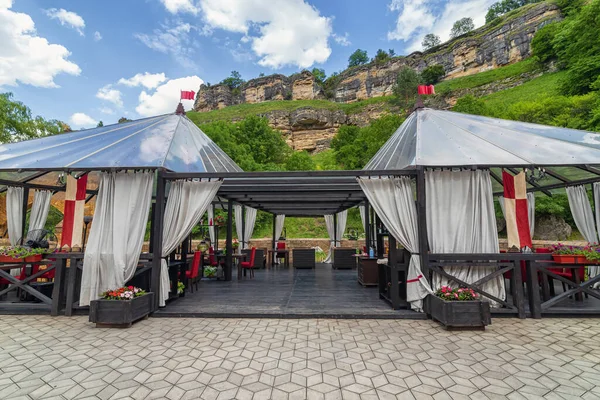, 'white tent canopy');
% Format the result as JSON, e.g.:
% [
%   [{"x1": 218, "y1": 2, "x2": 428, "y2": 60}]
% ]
[{"x1": 366, "y1": 108, "x2": 600, "y2": 170}]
